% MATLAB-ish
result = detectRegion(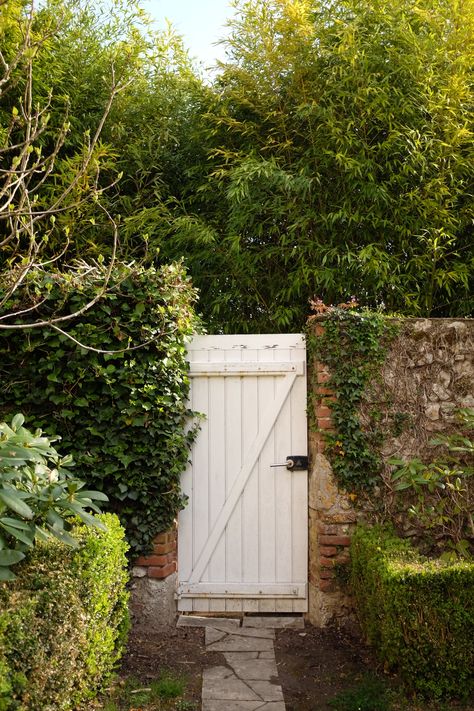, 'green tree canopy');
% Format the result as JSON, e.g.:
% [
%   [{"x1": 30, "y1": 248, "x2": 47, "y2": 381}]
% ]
[
  {"x1": 158, "y1": 0, "x2": 474, "y2": 330},
  {"x1": 1, "y1": 0, "x2": 473, "y2": 333}
]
